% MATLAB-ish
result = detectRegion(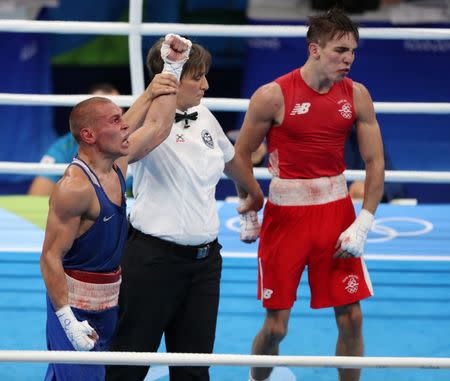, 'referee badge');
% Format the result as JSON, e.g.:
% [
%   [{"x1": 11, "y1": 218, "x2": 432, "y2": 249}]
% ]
[{"x1": 201, "y1": 129, "x2": 214, "y2": 149}]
